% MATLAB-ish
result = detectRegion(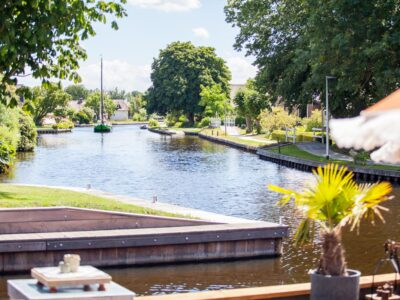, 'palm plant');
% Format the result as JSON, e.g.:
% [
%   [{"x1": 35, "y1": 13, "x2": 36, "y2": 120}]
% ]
[{"x1": 269, "y1": 164, "x2": 393, "y2": 276}]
